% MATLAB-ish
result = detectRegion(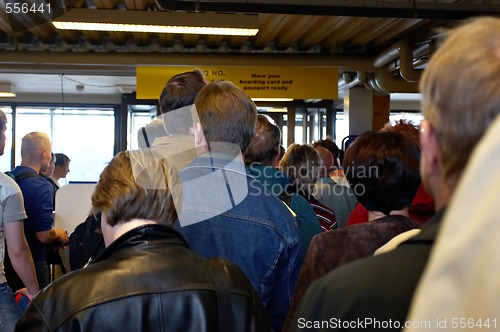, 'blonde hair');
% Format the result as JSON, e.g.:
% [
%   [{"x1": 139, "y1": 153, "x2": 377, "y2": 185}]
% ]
[
  {"x1": 20, "y1": 132, "x2": 50, "y2": 157},
  {"x1": 91, "y1": 151, "x2": 179, "y2": 227},
  {"x1": 280, "y1": 144, "x2": 321, "y2": 194},
  {"x1": 420, "y1": 17, "x2": 500, "y2": 179}
]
